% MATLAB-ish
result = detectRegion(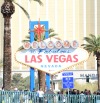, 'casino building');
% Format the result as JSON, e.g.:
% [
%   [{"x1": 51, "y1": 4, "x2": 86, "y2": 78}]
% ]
[{"x1": 0, "y1": 0, "x2": 100, "y2": 90}]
